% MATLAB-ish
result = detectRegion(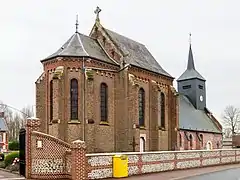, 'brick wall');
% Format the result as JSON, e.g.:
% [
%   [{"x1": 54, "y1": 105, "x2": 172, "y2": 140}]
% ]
[
  {"x1": 36, "y1": 56, "x2": 178, "y2": 153},
  {"x1": 26, "y1": 118, "x2": 87, "y2": 180},
  {"x1": 86, "y1": 149, "x2": 240, "y2": 179},
  {"x1": 179, "y1": 130, "x2": 222, "y2": 150}
]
